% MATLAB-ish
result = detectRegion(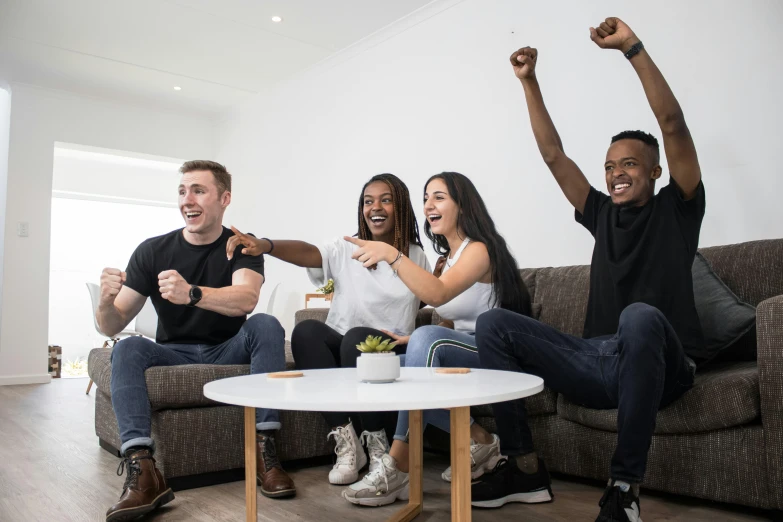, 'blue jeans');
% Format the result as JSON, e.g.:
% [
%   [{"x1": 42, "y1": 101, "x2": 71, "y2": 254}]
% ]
[
  {"x1": 394, "y1": 326, "x2": 479, "y2": 441},
  {"x1": 110, "y1": 313, "x2": 286, "y2": 455},
  {"x1": 476, "y1": 304, "x2": 695, "y2": 483}
]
